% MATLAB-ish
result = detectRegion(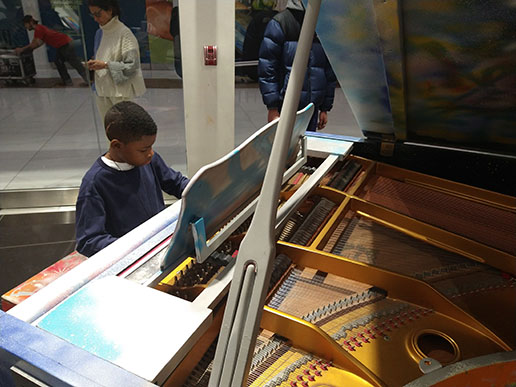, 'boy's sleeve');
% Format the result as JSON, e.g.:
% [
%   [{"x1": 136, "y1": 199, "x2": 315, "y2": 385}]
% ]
[
  {"x1": 75, "y1": 188, "x2": 117, "y2": 257},
  {"x1": 153, "y1": 154, "x2": 189, "y2": 199}
]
